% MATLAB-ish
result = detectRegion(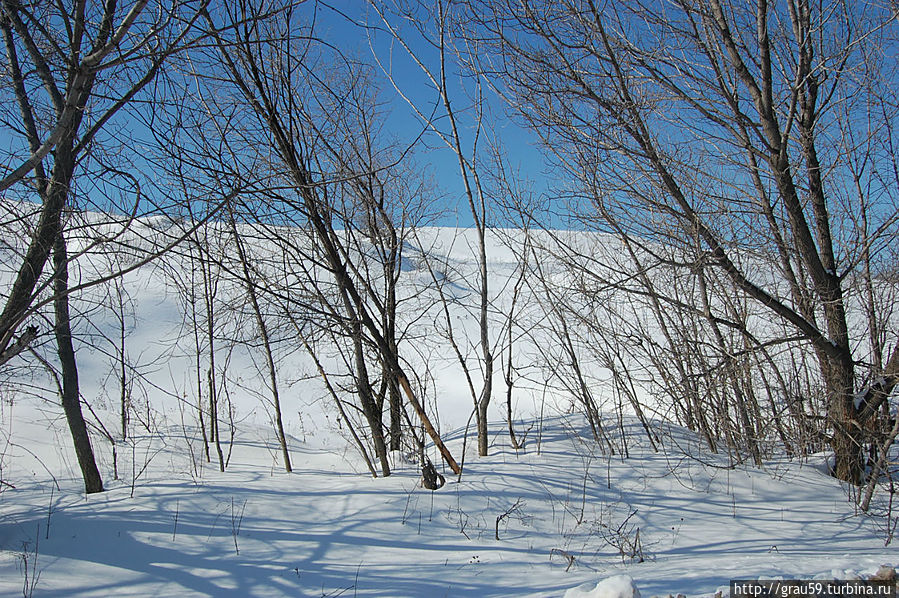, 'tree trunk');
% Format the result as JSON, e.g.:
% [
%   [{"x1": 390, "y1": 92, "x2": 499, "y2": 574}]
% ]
[
  {"x1": 477, "y1": 388, "x2": 491, "y2": 457},
  {"x1": 388, "y1": 369, "x2": 402, "y2": 451},
  {"x1": 825, "y1": 353, "x2": 864, "y2": 485},
  {"x1": 385, "y1": 301, "x2": 403, "y2": 452},
  {"x1": 352, "y1": 325, "x2": 391, "y2": 476},
  {"x1": 53, "y1": 231, "x2": 103, "y2": 494},
  {"x1": 504, "y1": 342, "x2": 521, "y2": 450},
  {"x1": 116, "y1": 280, "x2": 128, "y2": 441},
  {"x1": 476, "y1": 232, "x2": 493, "y2": 457},
  {"x1": 228, "y1": 212, "x2": 292, "y2": 473},
  {"x1": 202, "y1": 249, "x2": 225, "y2": 473}
]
